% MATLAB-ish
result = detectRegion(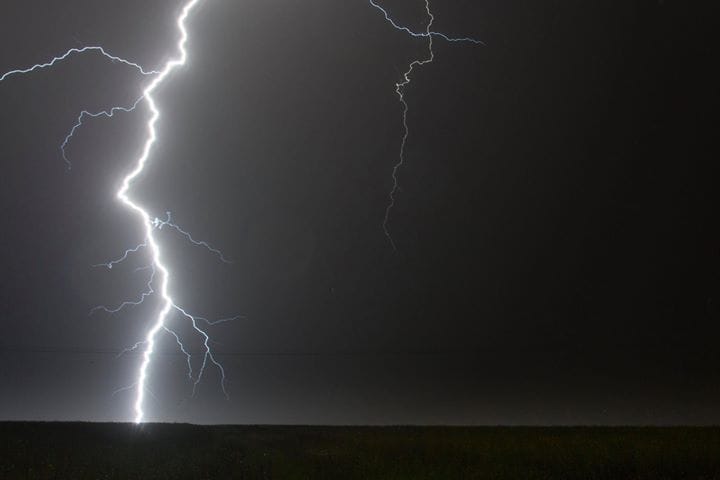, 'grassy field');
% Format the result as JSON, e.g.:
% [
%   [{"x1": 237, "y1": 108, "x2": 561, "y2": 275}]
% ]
[{"x1": 2, "y1": 423, "x2": 720, "y2": 479}]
